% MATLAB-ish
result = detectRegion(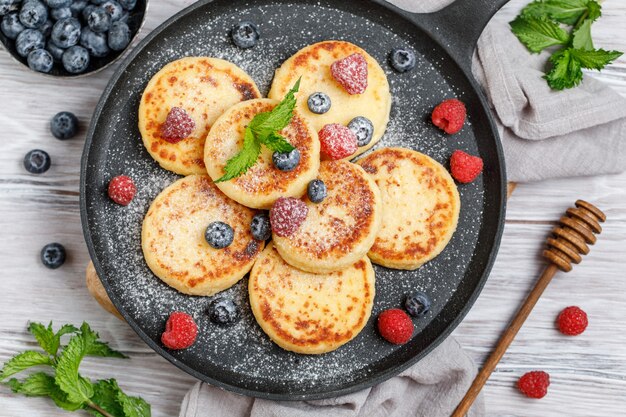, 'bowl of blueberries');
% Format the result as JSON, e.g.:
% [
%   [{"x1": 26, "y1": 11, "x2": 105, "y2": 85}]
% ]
[{"x1": 0, "y1": 0, "x2": 147, "y2": 76}]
